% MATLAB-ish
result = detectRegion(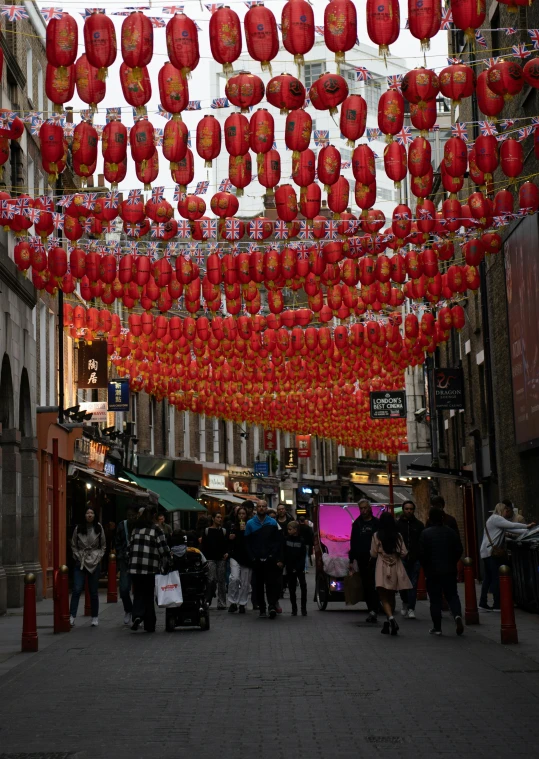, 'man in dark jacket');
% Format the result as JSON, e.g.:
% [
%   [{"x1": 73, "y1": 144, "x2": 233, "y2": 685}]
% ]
[
  {"x1": 427, "y1": 495, "x2": 460, "y2": 536},
  {"x1": 348, "y1": 500, "x2": 380, "y2": 622},
  {"x1": 281, "y1": 521, "x2": 307, "y2": 616},
  {"x1": 397, "y1": 501, "x2": 424, "y2": 620},
  {"x1": 419, "y1": 507, "x2": 464, "y2": 636},
  {"x1": 245, "y1": 501, "x2": 283, "y2": 619}
]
